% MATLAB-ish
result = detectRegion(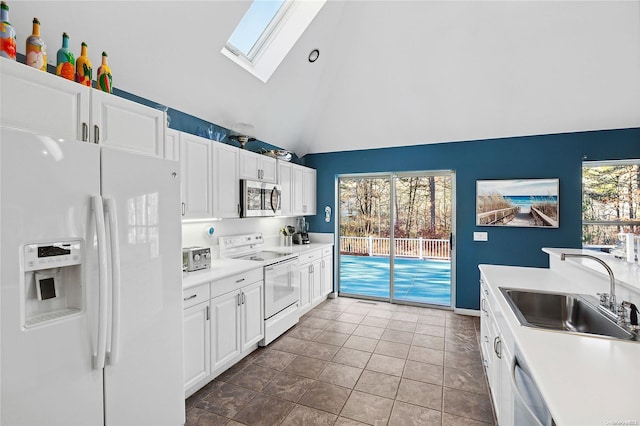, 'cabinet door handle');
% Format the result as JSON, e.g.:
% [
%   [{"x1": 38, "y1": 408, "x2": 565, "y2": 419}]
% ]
[
  {"x1": 181, "y1": 203, "x2": 186, "y2": 216},
  {"x1": 494, "y1": 336, "x2": 502, "y2": 359},
  {"x1": 237, "y1": 293, "x2": 241, "y2": 306},
  {"x1": 242, "y1": 293, "x2": 246, "y2": 304},
  {"x1": 94, "y1": 125, "x2": 100, "y2": 144},
  {"x1": 481, "y1": 298, "x2": 486, "y2": 312},
  {"x1": 82, "y1": 122, "x2": 88, "y2": 141},
  {"x1": 206, "y1": 305, "x2": 210, "y2": 321},
  {"x1": 322, "y1": 260, "x2": 325, "y2": 268},
  {"x1": 183, "y1": 294, "x2": 197, "y2": 301}
]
